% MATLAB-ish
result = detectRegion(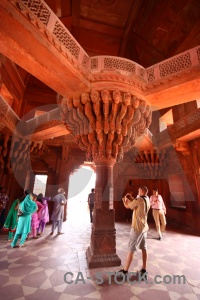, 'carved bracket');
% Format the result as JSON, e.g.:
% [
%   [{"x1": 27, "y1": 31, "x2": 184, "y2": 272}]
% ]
[
  {"x1": 173, "y1": 140, "x2": 191, "y2": 156},
  {"x1": 60, "y1": 90, "x2": 152, "y2": 163}
]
